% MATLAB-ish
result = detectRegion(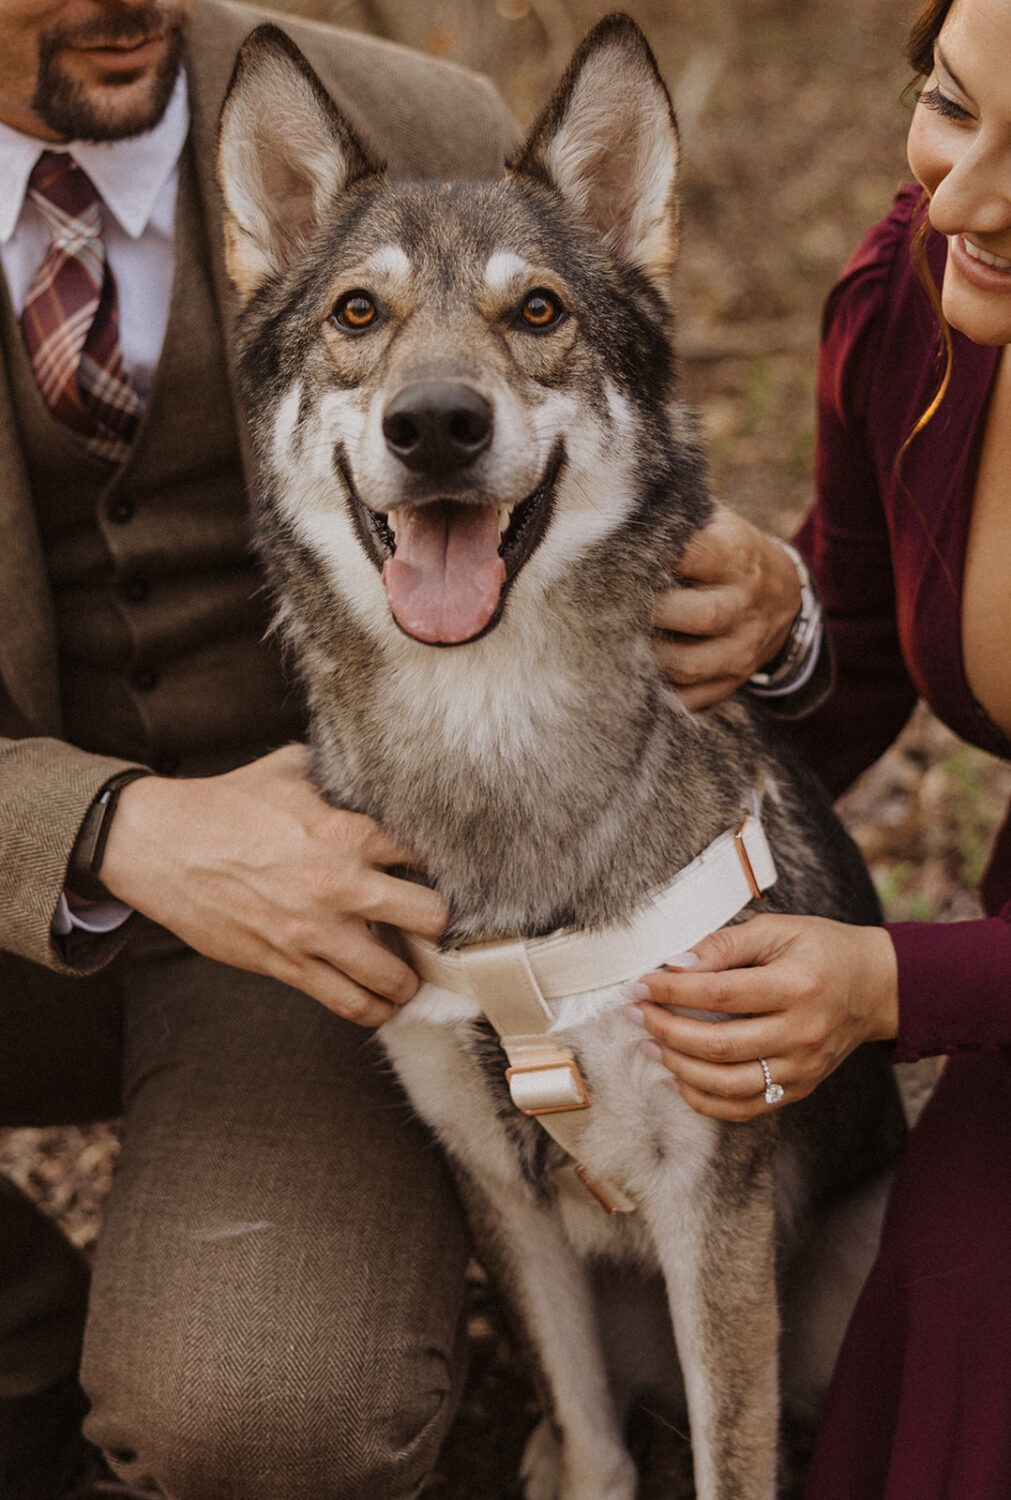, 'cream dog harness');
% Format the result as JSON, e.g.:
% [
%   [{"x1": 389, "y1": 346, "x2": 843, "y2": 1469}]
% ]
[{"x1": 395, "y1": 797, "x2": 777, "y2": 1213}]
